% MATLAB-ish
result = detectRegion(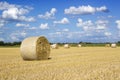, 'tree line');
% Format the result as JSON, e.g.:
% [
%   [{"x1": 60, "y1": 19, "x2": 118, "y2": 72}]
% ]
[
  {"x1": 0, "y1": 41, "x2": 21, "y2": 46},
  {"x1": 0, "y1": 41, "x2": 120, "y2": 46}
]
